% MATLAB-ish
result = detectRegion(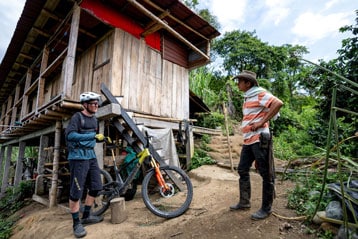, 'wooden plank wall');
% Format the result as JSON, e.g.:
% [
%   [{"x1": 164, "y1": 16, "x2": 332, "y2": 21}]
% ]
[
  {"x1": 111, "y1": 29, "x2": 189, "y2": 119},
  {"x1": 37, "y1": 28, "x2": 190, "y2": 119},
  {"x1": 70, "y1": 33, "x2": 113, "y2": 101}
]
